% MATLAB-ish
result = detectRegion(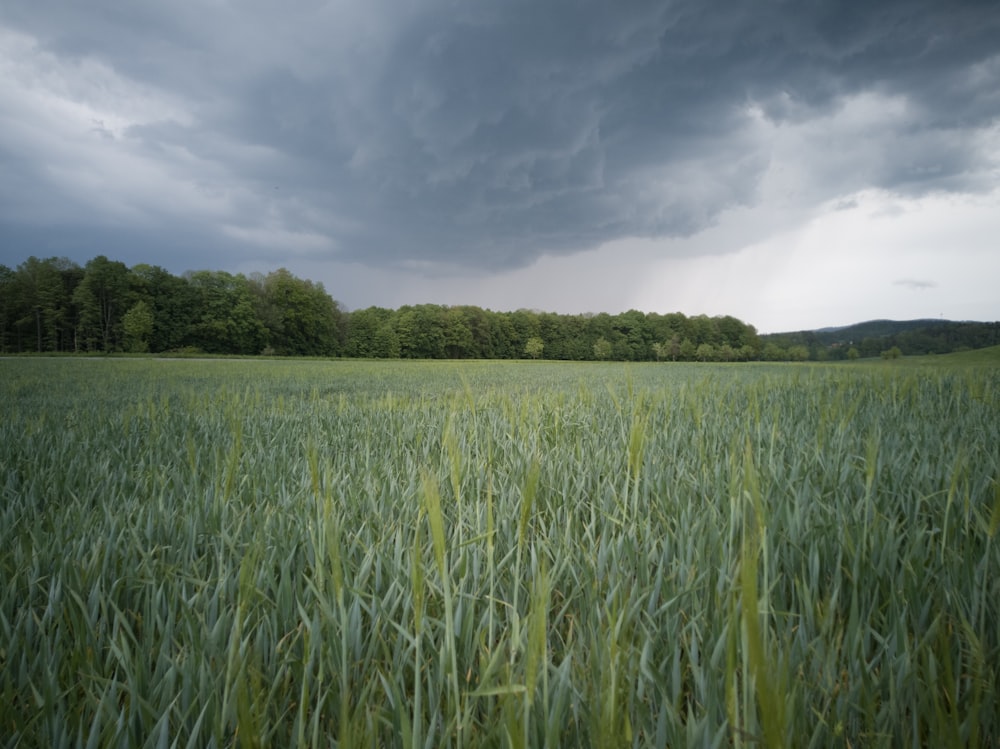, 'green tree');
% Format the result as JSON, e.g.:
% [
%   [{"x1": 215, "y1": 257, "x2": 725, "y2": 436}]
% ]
[
  {"x1": 652, "y1": 312, "x2": 690, "y2": 349},
  {"x1": 12, "y1": 257, "x2": 56, "y2": 352},
  {"x1": 539, "y1": 312, "x2": 571, "y2": 359},
  {"x1": 456, "y1": 306, "x2": 494, "y2": 358},
  {"x1": 489, "y1": 313, "x2": 519, "y2": 359},
  {"x1": 250, "y1": 269, "x2": 342, "y2": 356},
  {"x1": 184, "y1": 270, "x2": 266, "y2": 354},
  {"x1": 6, "y1": 257, "x2": 82, "y2": 352},
  {"x1": 123, "y1": 301, "x2": 154, "y2": 353},
  {"x1": 442, "y1": 307, "x2": 474, "y2": 358},
  {"x1": 667, "y1": 334, "x2": 682, "y2": 361},
  {"x1": 128, "y1": 264, "x2": 196, "y2": 352},
  {"x1": 679, "y1": 338, "x2": 696, "y2": 361},
  {"x1": 372, "y1": 323, "x2": 400, "y2": 358},
  {"x1": 788, "y1": 345, "x2": 810, "y2": 362},
  {"x1": 762, "y1": 342, "x2": 785, "y2": 361},
  {"x1": 508, "y1": 309, "x2": 541, "y2": 354},
  {"x1": 881, "y1": 346, "x2": 902, "y2": 360},
  {"x1": 611, "y1": 310, "x2": 650, "y2": 360},
  {"x1": 847, "y1": 347, "x2": 860, "y2": 360},
  {"x1": 396, "y1": 305, "x2": 447, "y2": 358},
  {"x1": 688, "y1": 315, "x2": 720, "y2": 346},
  {"x1": 525, "y1": 336, "x2": 544, "y2": 359},
  {"x1": 695, "y1": 342, "x2": 716, "y2": 362},
  {"x1": 593, "y1": 337, "x2": 612, "y2": 360},
  {"x1": 346, "y1": 307, "x2": 395, "y2": 357},
  {"x1": 74, "y1": 255, "x2": 129, "y2": 352},
  {"x1": 716, "y1": 314, "x2": 758, "y2": 351}
]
